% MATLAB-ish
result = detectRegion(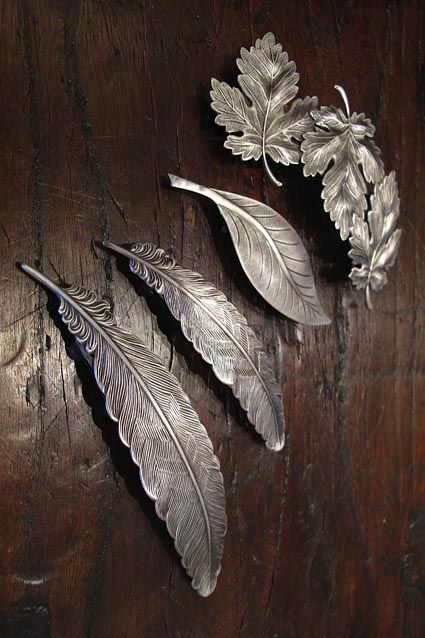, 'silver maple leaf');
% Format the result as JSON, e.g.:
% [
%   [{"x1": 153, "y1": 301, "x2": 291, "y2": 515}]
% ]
[
  {"x1": 301, "y1": 86, "x2": 385, "y2": 240},
  {"x1": 210, "y1": 32, "x2": 317, "y2": 187},
  {"x1": 349, "y1": 171, "x2": 401, "y2": 309}
]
